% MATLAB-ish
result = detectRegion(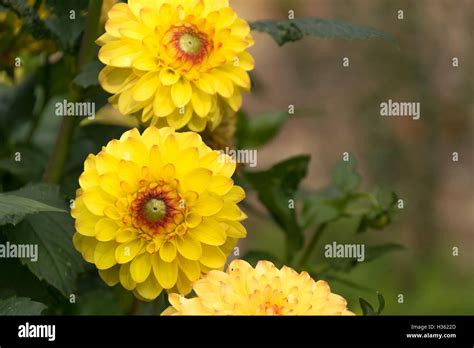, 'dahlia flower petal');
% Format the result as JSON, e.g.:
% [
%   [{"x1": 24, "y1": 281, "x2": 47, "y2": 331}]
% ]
[
  {"x1": 189, "y1": 218, "x2": 226, "y2": 246},
  {"x1": 193, "y1": 192, "x2": 224, "y2": 216},
  {"x1": 177, "y1": 235, "x2": 202, "y2": 261},
  {"x1": 130, "y1": 252, "x2": 152, "y2": 283},
  {"x1": 177, "y1": 255, "x2": 201, "y2": 282},
  {"x1": 200, "y1": 244, "x2": 226, "y2": 268},
  {"x1": 94, "y1": 241, "x2": 118, "y2": 270},
  {"x1": 135, "y1": 273, "x2": 163, "y2": 300},
  {"x1": 153, "y1": 256, "x2": 178, "y2": 289},
  {"x1": 171, "y1": 78, "x2": 192, "y2": 107},
  {"x1": 159, "y1": 241, "x2": 177, "y2": 262}
]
